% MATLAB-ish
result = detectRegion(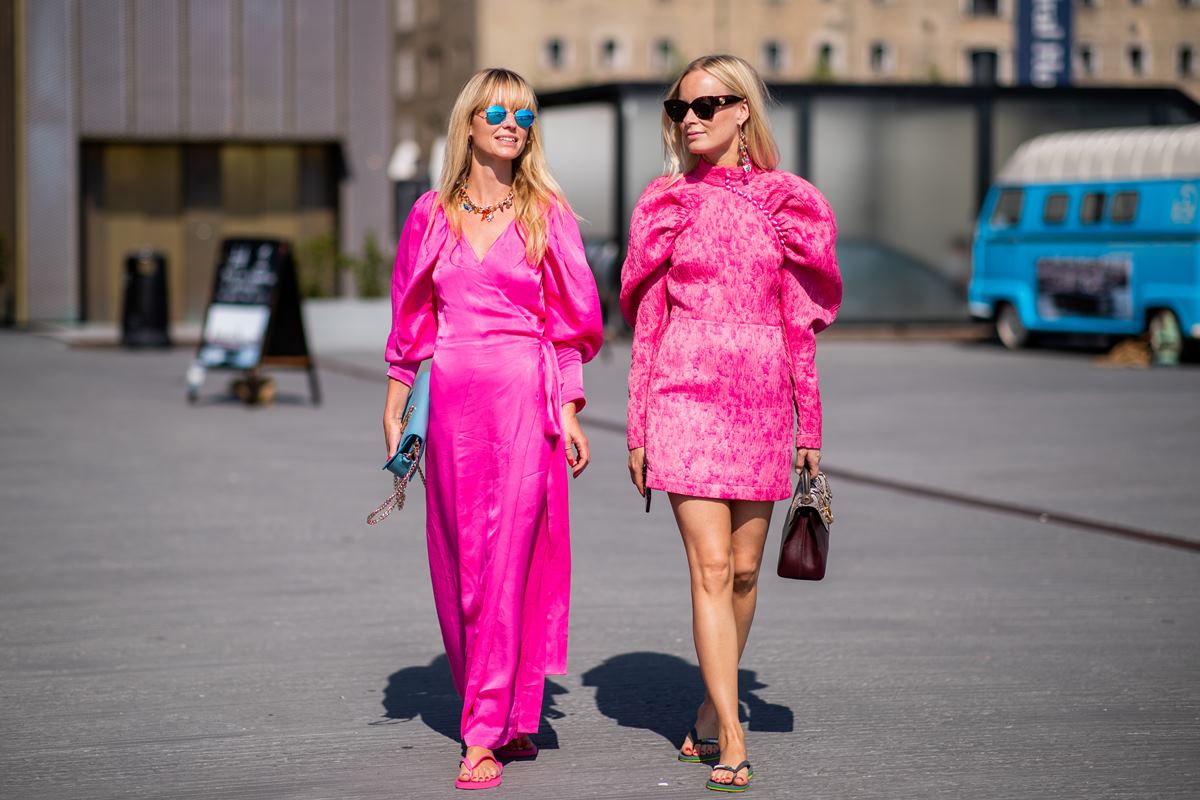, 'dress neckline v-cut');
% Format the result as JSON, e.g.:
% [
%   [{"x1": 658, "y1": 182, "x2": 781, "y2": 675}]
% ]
[{"x1": 463, "y1": 218, "x2": 517, "y2": 264}]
